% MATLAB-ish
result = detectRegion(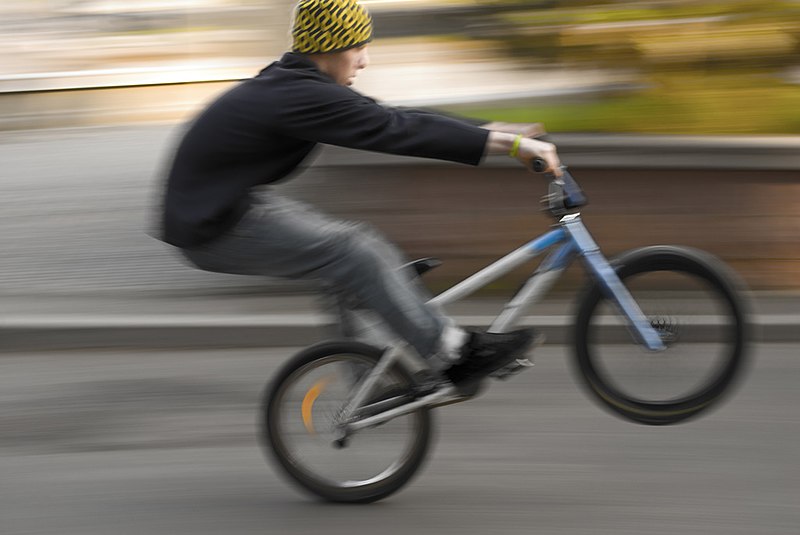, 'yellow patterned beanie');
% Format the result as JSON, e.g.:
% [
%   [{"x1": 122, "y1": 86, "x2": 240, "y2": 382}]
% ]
[{"x1": 292, "y1": 0, "x2": 373, "y2": 54}]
